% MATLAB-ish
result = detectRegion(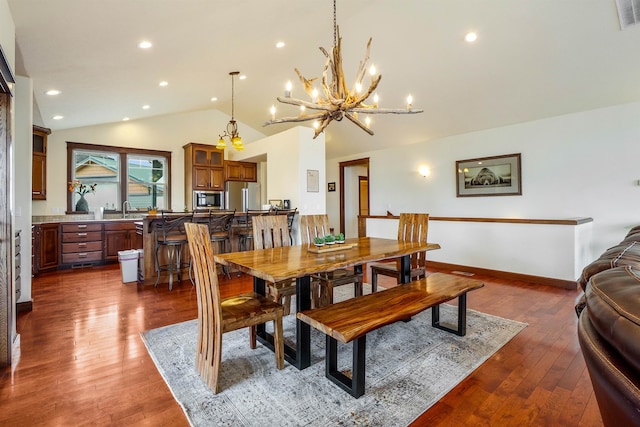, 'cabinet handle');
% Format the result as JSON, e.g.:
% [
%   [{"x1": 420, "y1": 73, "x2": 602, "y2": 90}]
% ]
[
  {"x1": 77, "y1": 233, "x2": 87, "y2": 237},
  {"x1": 77, "y1": 224, "x2": 88, "y2": 229},
  {"x1": 78, "y1": 243, "x2": 87, "y2": 247},
  {"x1": 78, "y1": 253, "x2": 87, "y2": 258}
]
